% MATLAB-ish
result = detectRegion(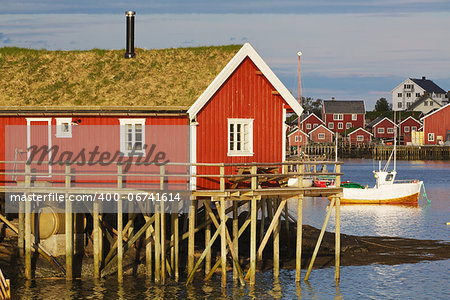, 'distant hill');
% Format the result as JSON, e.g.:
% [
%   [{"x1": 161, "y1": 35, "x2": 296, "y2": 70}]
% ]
[{"x1": 0, "y1": 45, "x2": 241, "y2": 107}]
